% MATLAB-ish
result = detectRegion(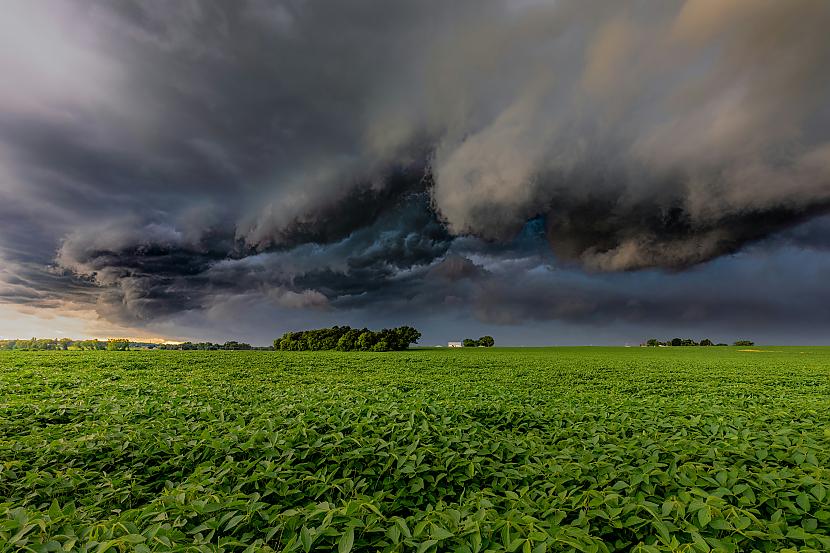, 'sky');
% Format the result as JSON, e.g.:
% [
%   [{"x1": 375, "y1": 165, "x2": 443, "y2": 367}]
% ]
[{"x1": 1, "y1": 0, "x2": 830, "y2": 346}]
